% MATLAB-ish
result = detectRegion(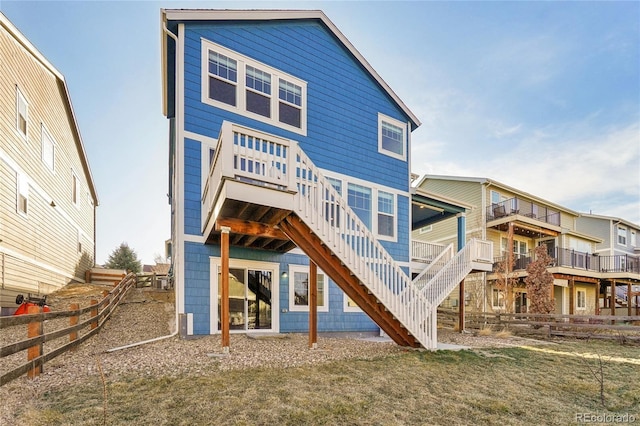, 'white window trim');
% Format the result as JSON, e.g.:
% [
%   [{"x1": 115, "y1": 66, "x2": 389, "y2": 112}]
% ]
[
  {"x1": 377, "y1": 113, "x2": 407, "y2": 161},
  {"x1": 631, "y1": 230, "x2": 637, "y2": 247},
  {"x1": 201, "y1": 39, "x2": 307, "y2": 136},
  {"x1": 16, "y1": 172, "x2": 28, "y2": 218},
  {"x1": 492, "y1": 288, "x2": 505, "y2": 309},
  {"x1": 377, "y1": 190, "x2": 396, "y2": 240},
  {"x1": 576, "y1": 289, "x2": 586, "y2": 310},
  {"x1": 41, "y1": 124, "x2": 55, "y2": 173},
  {"x1": 343, "y1": 293, "x2": 363, "y2": 313},
  {"x1": 288, "y1": 264, "x2": 329, "y2": 312},
  {"x1": 325, "y1": 172, "x2": 399, "y2": 243},
  {"x1": 617, "y1": 226, "x2": 627, "y2": 246},
  {"x1": 16, "y1": 86, "x2": 28, "y2": 140}
]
